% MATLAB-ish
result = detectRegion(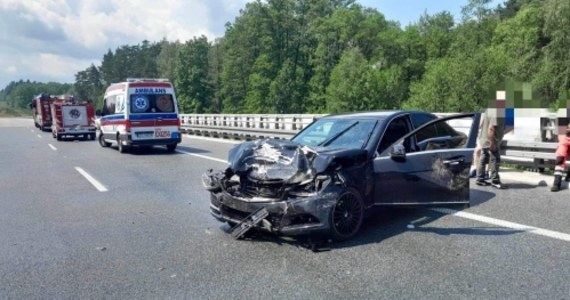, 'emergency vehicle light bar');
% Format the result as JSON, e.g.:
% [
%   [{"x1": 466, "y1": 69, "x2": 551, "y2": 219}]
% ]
[{"x1": 126, "y1": 78, "x2": 170, "y2": 83}]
